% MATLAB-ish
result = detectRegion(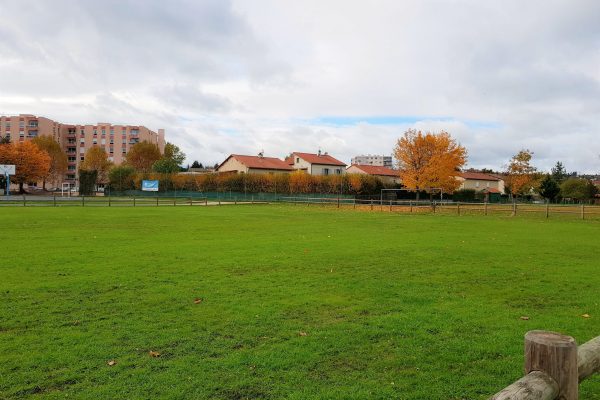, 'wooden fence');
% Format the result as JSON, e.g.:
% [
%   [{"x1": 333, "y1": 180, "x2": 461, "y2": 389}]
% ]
[
  {"x1": 279, "y1": 197, "x2": 600, "y2": 220},
  {"x1": 490, "y1": 331, "x2": 600, "y2": 399}
]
